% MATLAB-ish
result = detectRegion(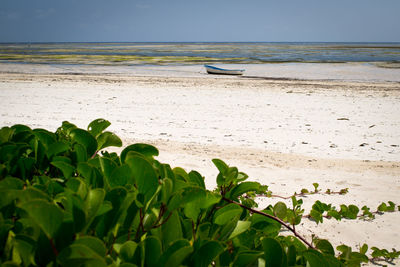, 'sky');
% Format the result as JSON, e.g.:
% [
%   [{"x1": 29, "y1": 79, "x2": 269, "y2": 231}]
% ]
[{"x1": 1, "y1": 0, "x2": 400, "y2": 43}]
